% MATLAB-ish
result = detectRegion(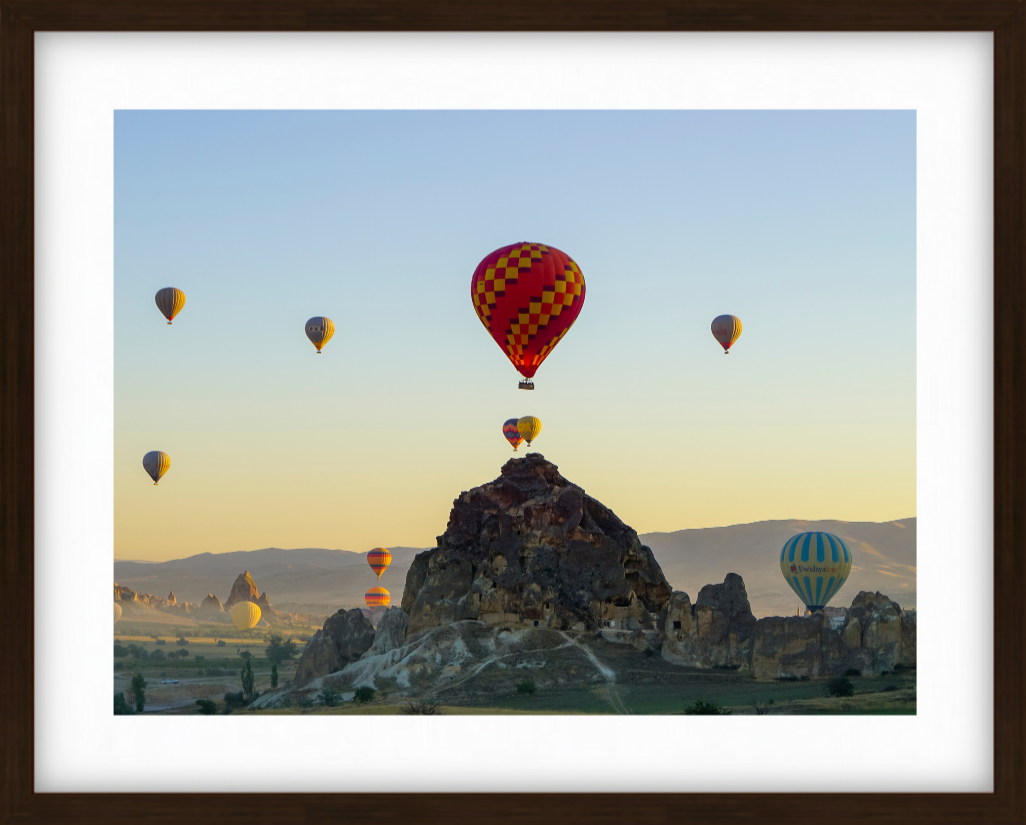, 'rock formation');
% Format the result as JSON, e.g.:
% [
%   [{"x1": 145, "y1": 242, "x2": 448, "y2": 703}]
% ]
[
  {"x1": 839, "y1": 591, "x2": 905, "y2": 674},
  {"x1": 167, "y1": 590, "x2": 176, "y2": 605},
  {"x1": 750, "y1": 613, "x2": 844, "y2": 679},
  {"x1": 662, "y1": 574, "x2": 757, "y2": 669},
  {"x1": 224, "y1": 571, "x2": 259, "y2": 610},
  {"x1": 294, "y1": 608, "x2": 376, "y2": 686},
  {"x1": 198, "y1": 593, "x2": 225, "y2": 618},
  {"x1": 402, "y1": 454, "x2": 672, "y2": 638}
]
